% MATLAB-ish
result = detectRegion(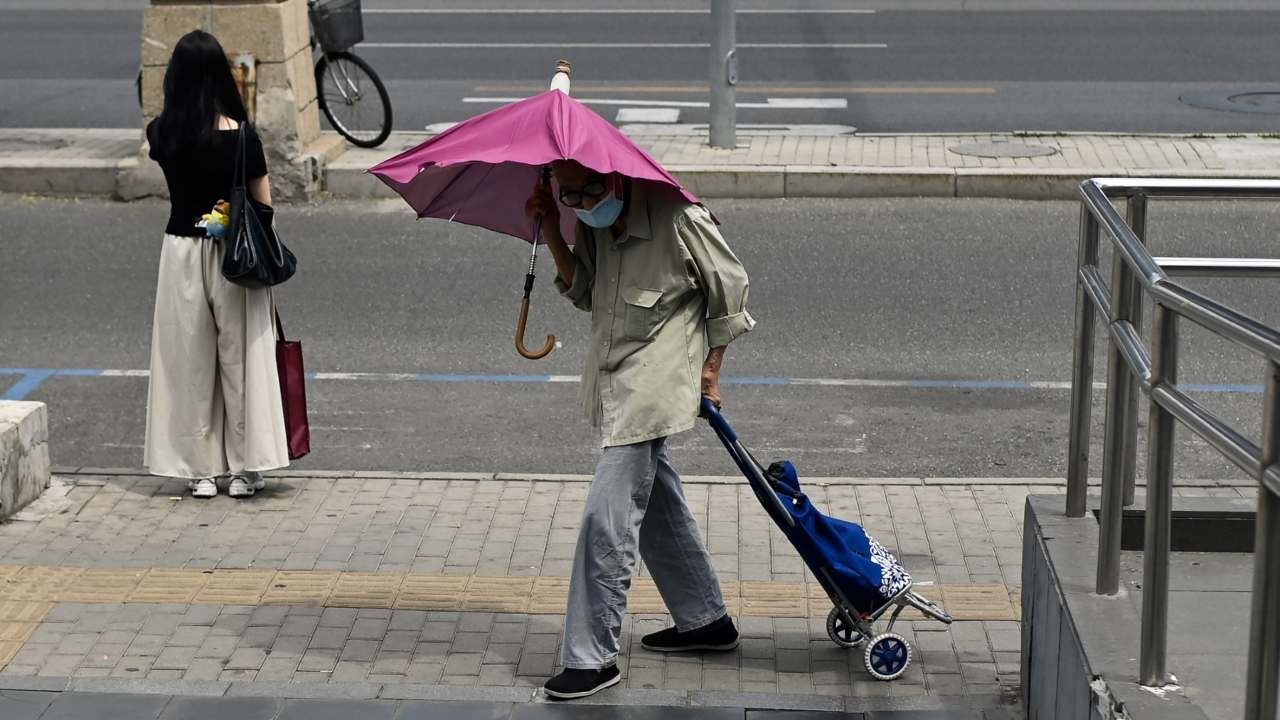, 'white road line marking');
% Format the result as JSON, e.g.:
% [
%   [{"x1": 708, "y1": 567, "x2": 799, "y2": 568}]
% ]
[
  {"x1": 462, "y1": 96, "x2": 848, "y2": 109},
  {"x1": 766, "y1": 98, "x2": 848, "y2": 109},
  {"x1": 616, "y1": 107, "x2": 681, "y2": 123},
  {"x1": 742, "y1": 43, "x2": 886, "y2": 49},
  {"x1": 364, "y1": 42, "x2": 707, "y2": 48},
  {"x1": 362, "y1": 42, "x2": 885, "y2": 49},
  {"x1": 364, "y1": 8, "x2": 876, "y2": 14},
  {"x1": 99, "y1": 369, "x2": 148, "y2": 377}
]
